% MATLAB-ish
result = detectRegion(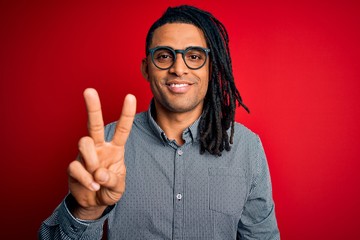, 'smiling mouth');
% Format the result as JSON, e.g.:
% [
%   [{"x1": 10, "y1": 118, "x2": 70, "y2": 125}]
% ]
[
  {"x1": 165, "y1": 82, "x2": 193, "y2": 93},
  {"x1": 167, "y1": 83, "x2": 190, "y2": 88}
]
